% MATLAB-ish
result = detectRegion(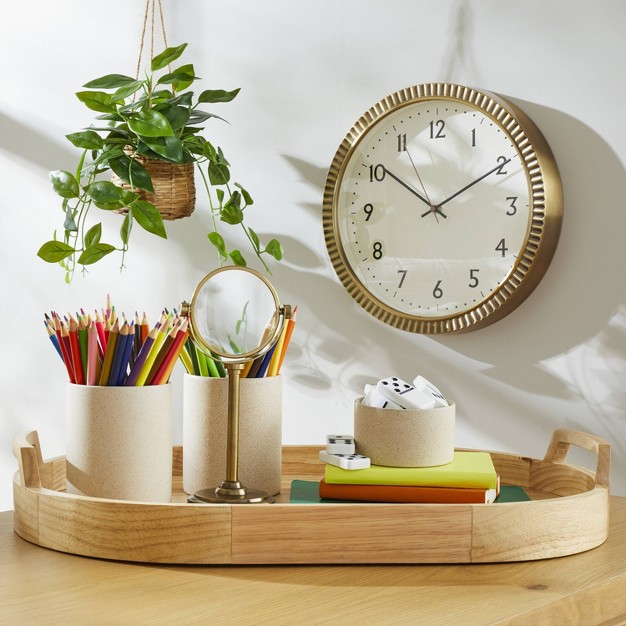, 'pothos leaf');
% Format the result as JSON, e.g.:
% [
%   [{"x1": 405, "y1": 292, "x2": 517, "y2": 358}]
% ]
[
  {"x1": 228, "y1": 249, "x2": 246, "y2": 266},
  {"x1": 130, "y1": 200, "x2": 167, "y2": 238},
  {"x1": 77, "y1": 243, "x2": 116, "y2": 265},
  {"x1": 37, "y1": 240, "x2": 75, "y2": 263}
]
